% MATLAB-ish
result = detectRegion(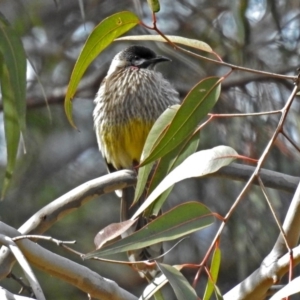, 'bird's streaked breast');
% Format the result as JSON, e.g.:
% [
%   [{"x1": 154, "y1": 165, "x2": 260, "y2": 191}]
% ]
[{"x1": 93, "y1": 67, "x2": 179, "y2": 170}]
